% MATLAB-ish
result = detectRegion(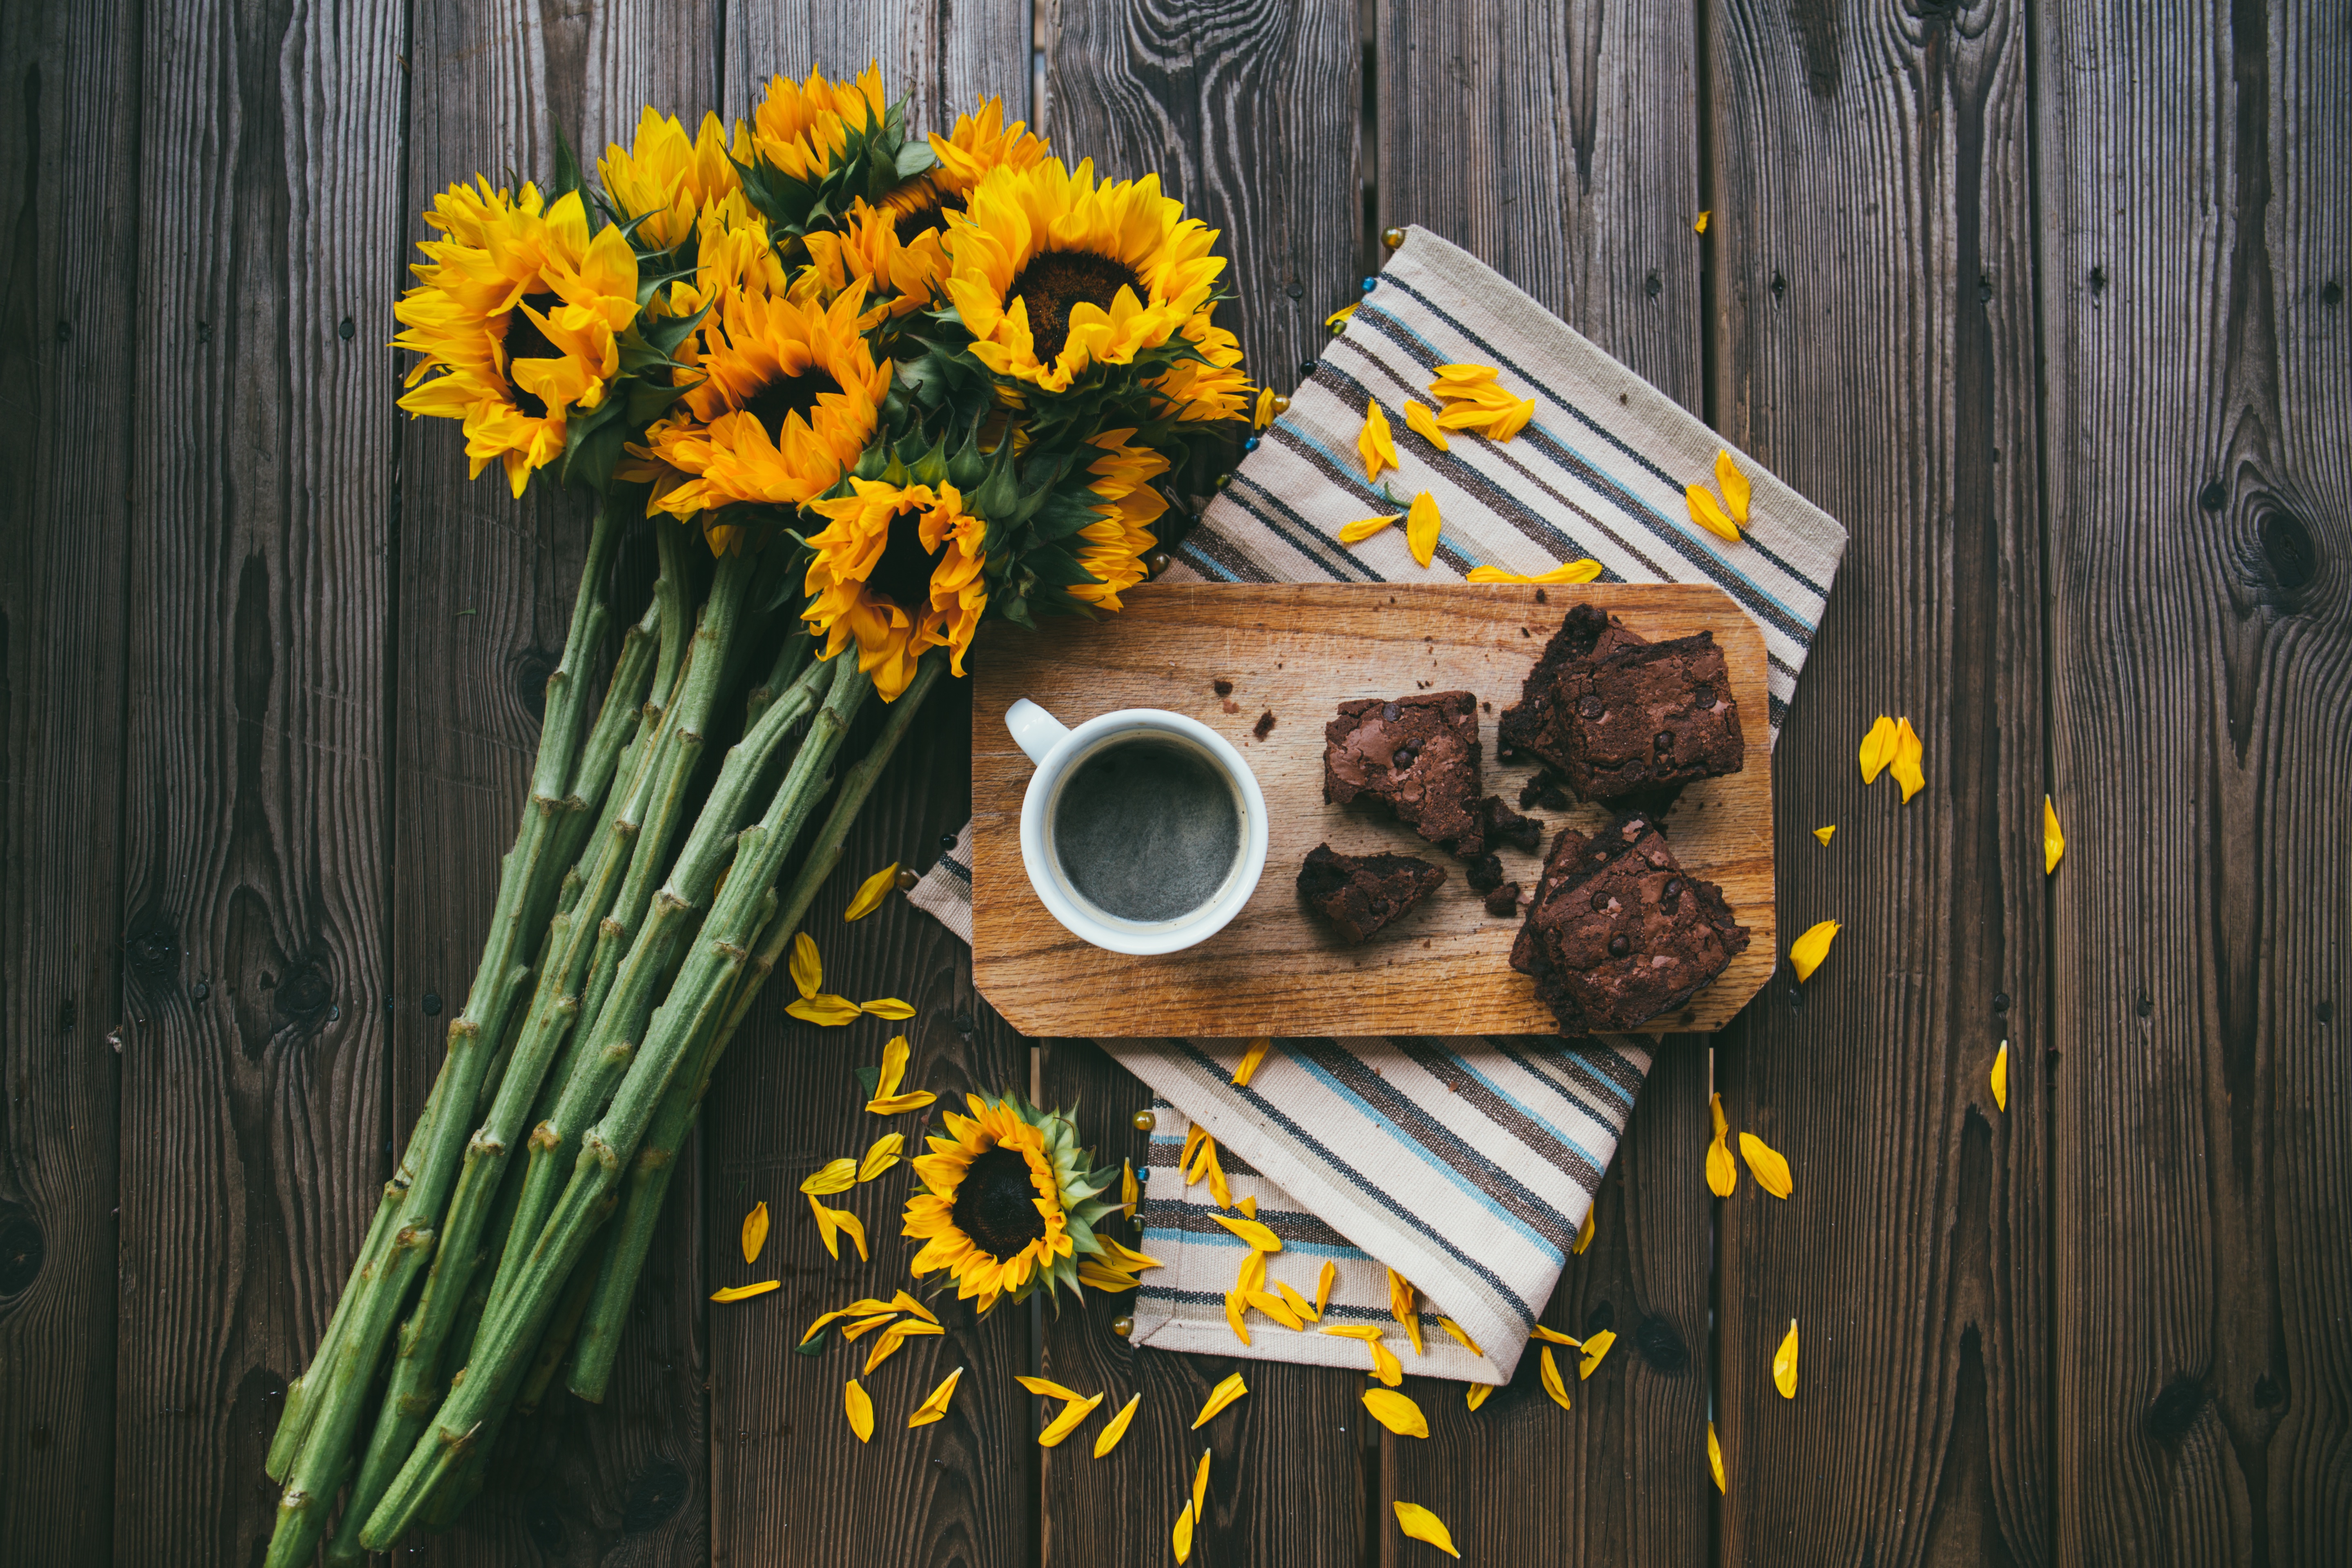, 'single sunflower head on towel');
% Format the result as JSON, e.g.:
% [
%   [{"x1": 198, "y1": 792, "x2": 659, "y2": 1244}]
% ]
[{"x1": 904, "y1": 1092, "x2": 1121, "y2": 1312}]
